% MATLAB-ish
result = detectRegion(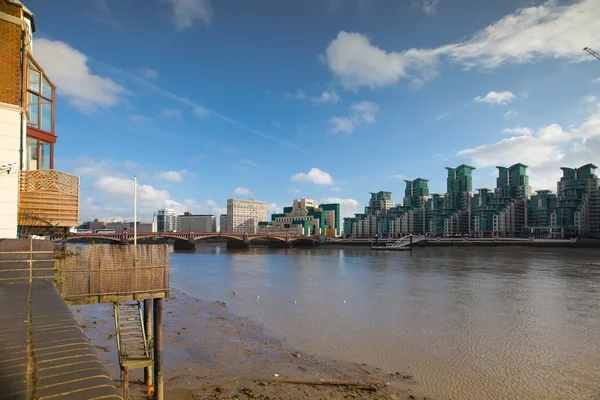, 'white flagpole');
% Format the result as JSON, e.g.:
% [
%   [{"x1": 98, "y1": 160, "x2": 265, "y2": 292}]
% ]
[{"x1": 134, "y1": 174, "x2": 137, "y2": 247}]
